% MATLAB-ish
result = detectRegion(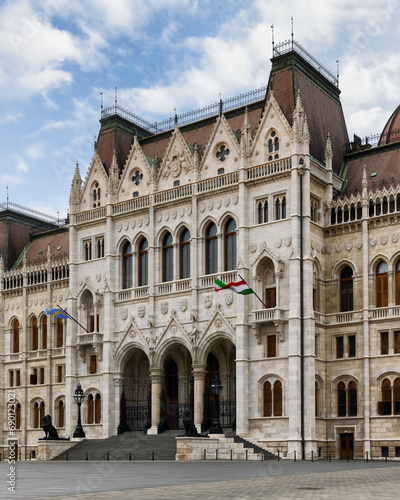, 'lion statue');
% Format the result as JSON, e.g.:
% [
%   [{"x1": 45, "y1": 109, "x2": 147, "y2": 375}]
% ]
[
  {"x1": 42, "y1": 414, "x2": 59, "y2": 440},
  {"x1": 182, "y1": 409, "x2": 198, "y2": 437}
]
